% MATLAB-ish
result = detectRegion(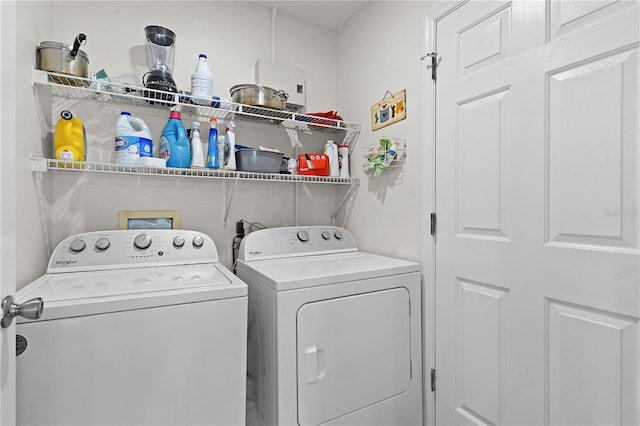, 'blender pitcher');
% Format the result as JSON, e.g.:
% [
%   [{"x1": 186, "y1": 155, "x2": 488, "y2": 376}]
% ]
[{"x1": 143, "y1": 25, "x2": 177, "y2": 99}]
